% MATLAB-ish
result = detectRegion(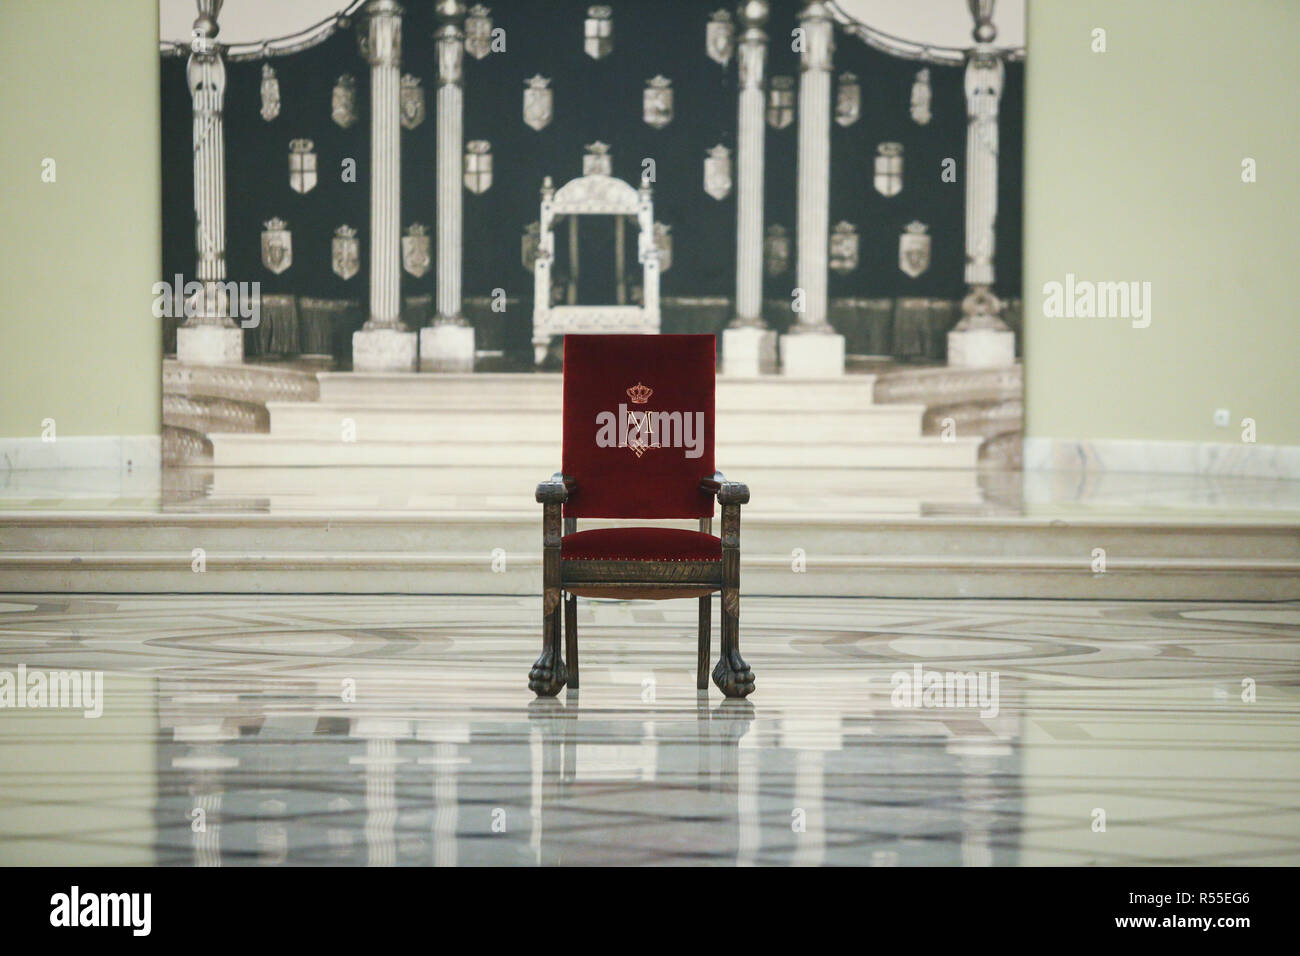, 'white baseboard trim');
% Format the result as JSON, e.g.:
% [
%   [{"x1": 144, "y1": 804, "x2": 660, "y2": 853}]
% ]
[
  {"x1": 0, "y1": 435, "x2": 160, "y2": 475},
  {"x1": 1024, "y1": 437, "x2": 1300, "y2": 479}
]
